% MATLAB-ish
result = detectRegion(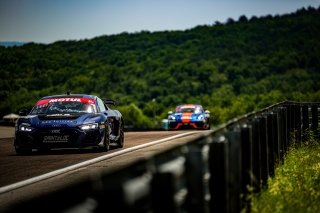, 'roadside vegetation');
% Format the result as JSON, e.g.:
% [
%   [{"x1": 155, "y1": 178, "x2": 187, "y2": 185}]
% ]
[
  {"x1": 246, "y1": 130, "x2": 320, "y2": 213},
  {"x1": 0, "y1": 6, "x2": 320, "y2": 128}
]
